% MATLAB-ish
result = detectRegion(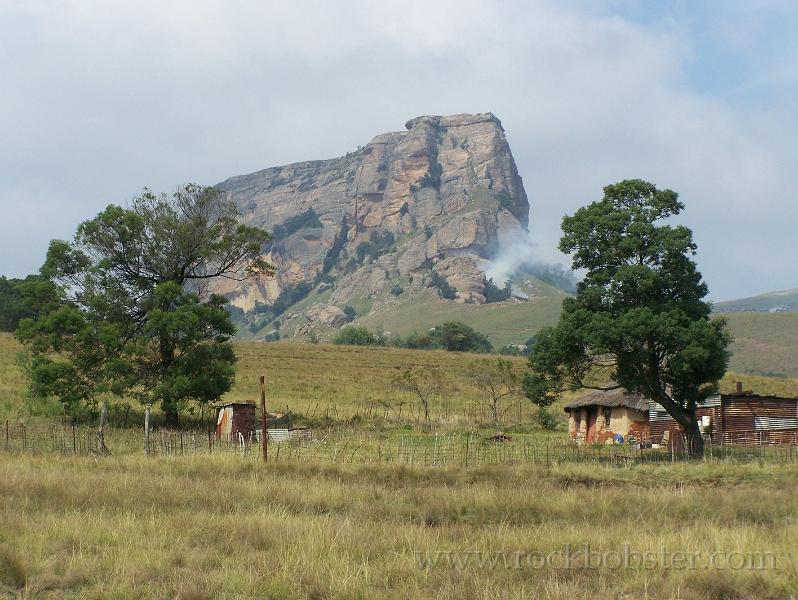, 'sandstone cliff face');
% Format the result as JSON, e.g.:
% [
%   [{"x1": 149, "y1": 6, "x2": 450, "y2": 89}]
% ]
[{"x1": 214, "y1": 113, "x2": 530, "y2": 336}]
